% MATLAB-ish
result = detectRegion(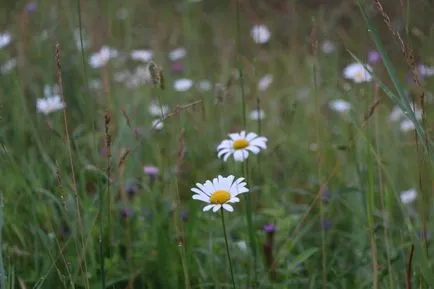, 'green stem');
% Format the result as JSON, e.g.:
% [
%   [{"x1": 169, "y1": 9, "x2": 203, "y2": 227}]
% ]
[
  {"x1": 236, "y1": 0, "x2": 247, "y2": 128},
  {"x1": 221, "y1": 209, "x2": 237, "y2": 289},
  {"x1": 243, "y1": 160, "x2": 257, "y2": 288}
]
